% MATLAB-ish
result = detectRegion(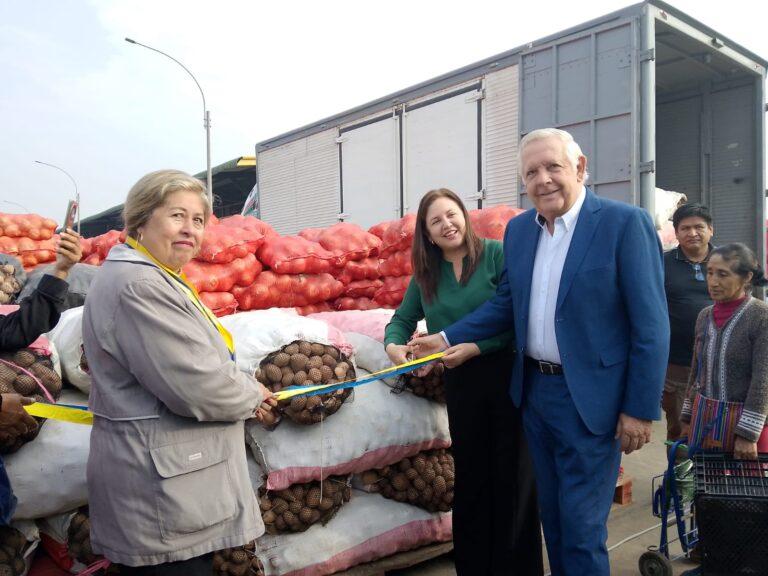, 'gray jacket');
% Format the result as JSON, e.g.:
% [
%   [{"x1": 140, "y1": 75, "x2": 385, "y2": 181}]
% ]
[{"x1": 82, "y1": 244, "x2": 265, "y2": 566}]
